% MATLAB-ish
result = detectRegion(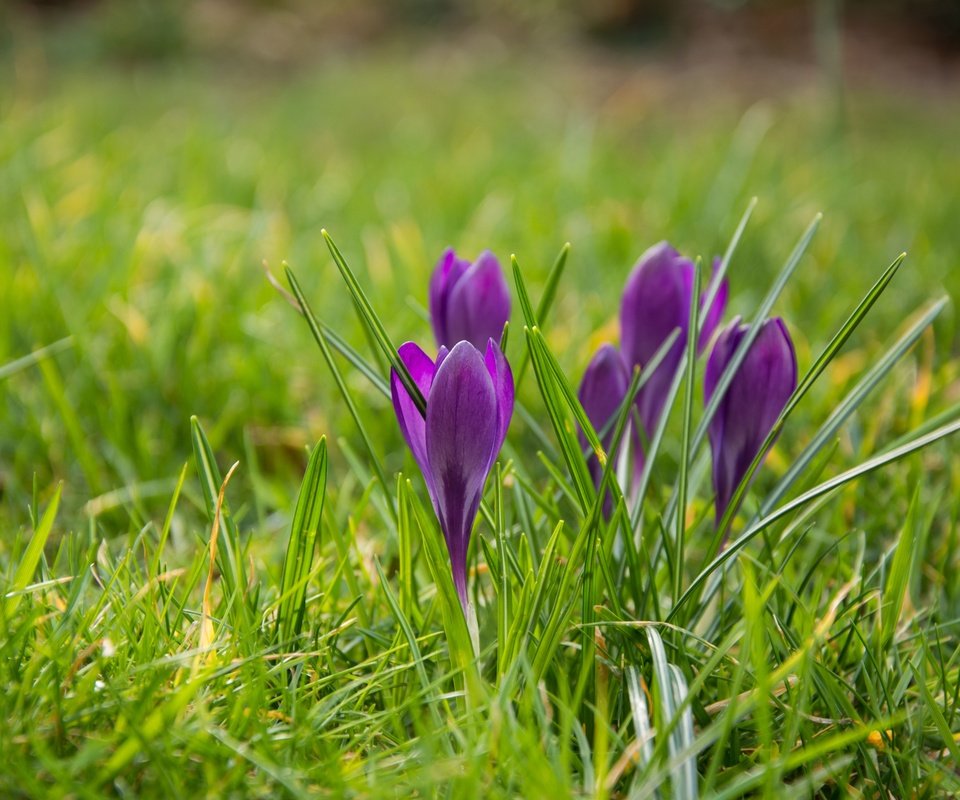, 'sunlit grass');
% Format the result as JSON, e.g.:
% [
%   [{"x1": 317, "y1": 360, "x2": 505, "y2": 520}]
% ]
[{"x1": 1, "y1": 37, "x2": 959, "y2": 798}]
